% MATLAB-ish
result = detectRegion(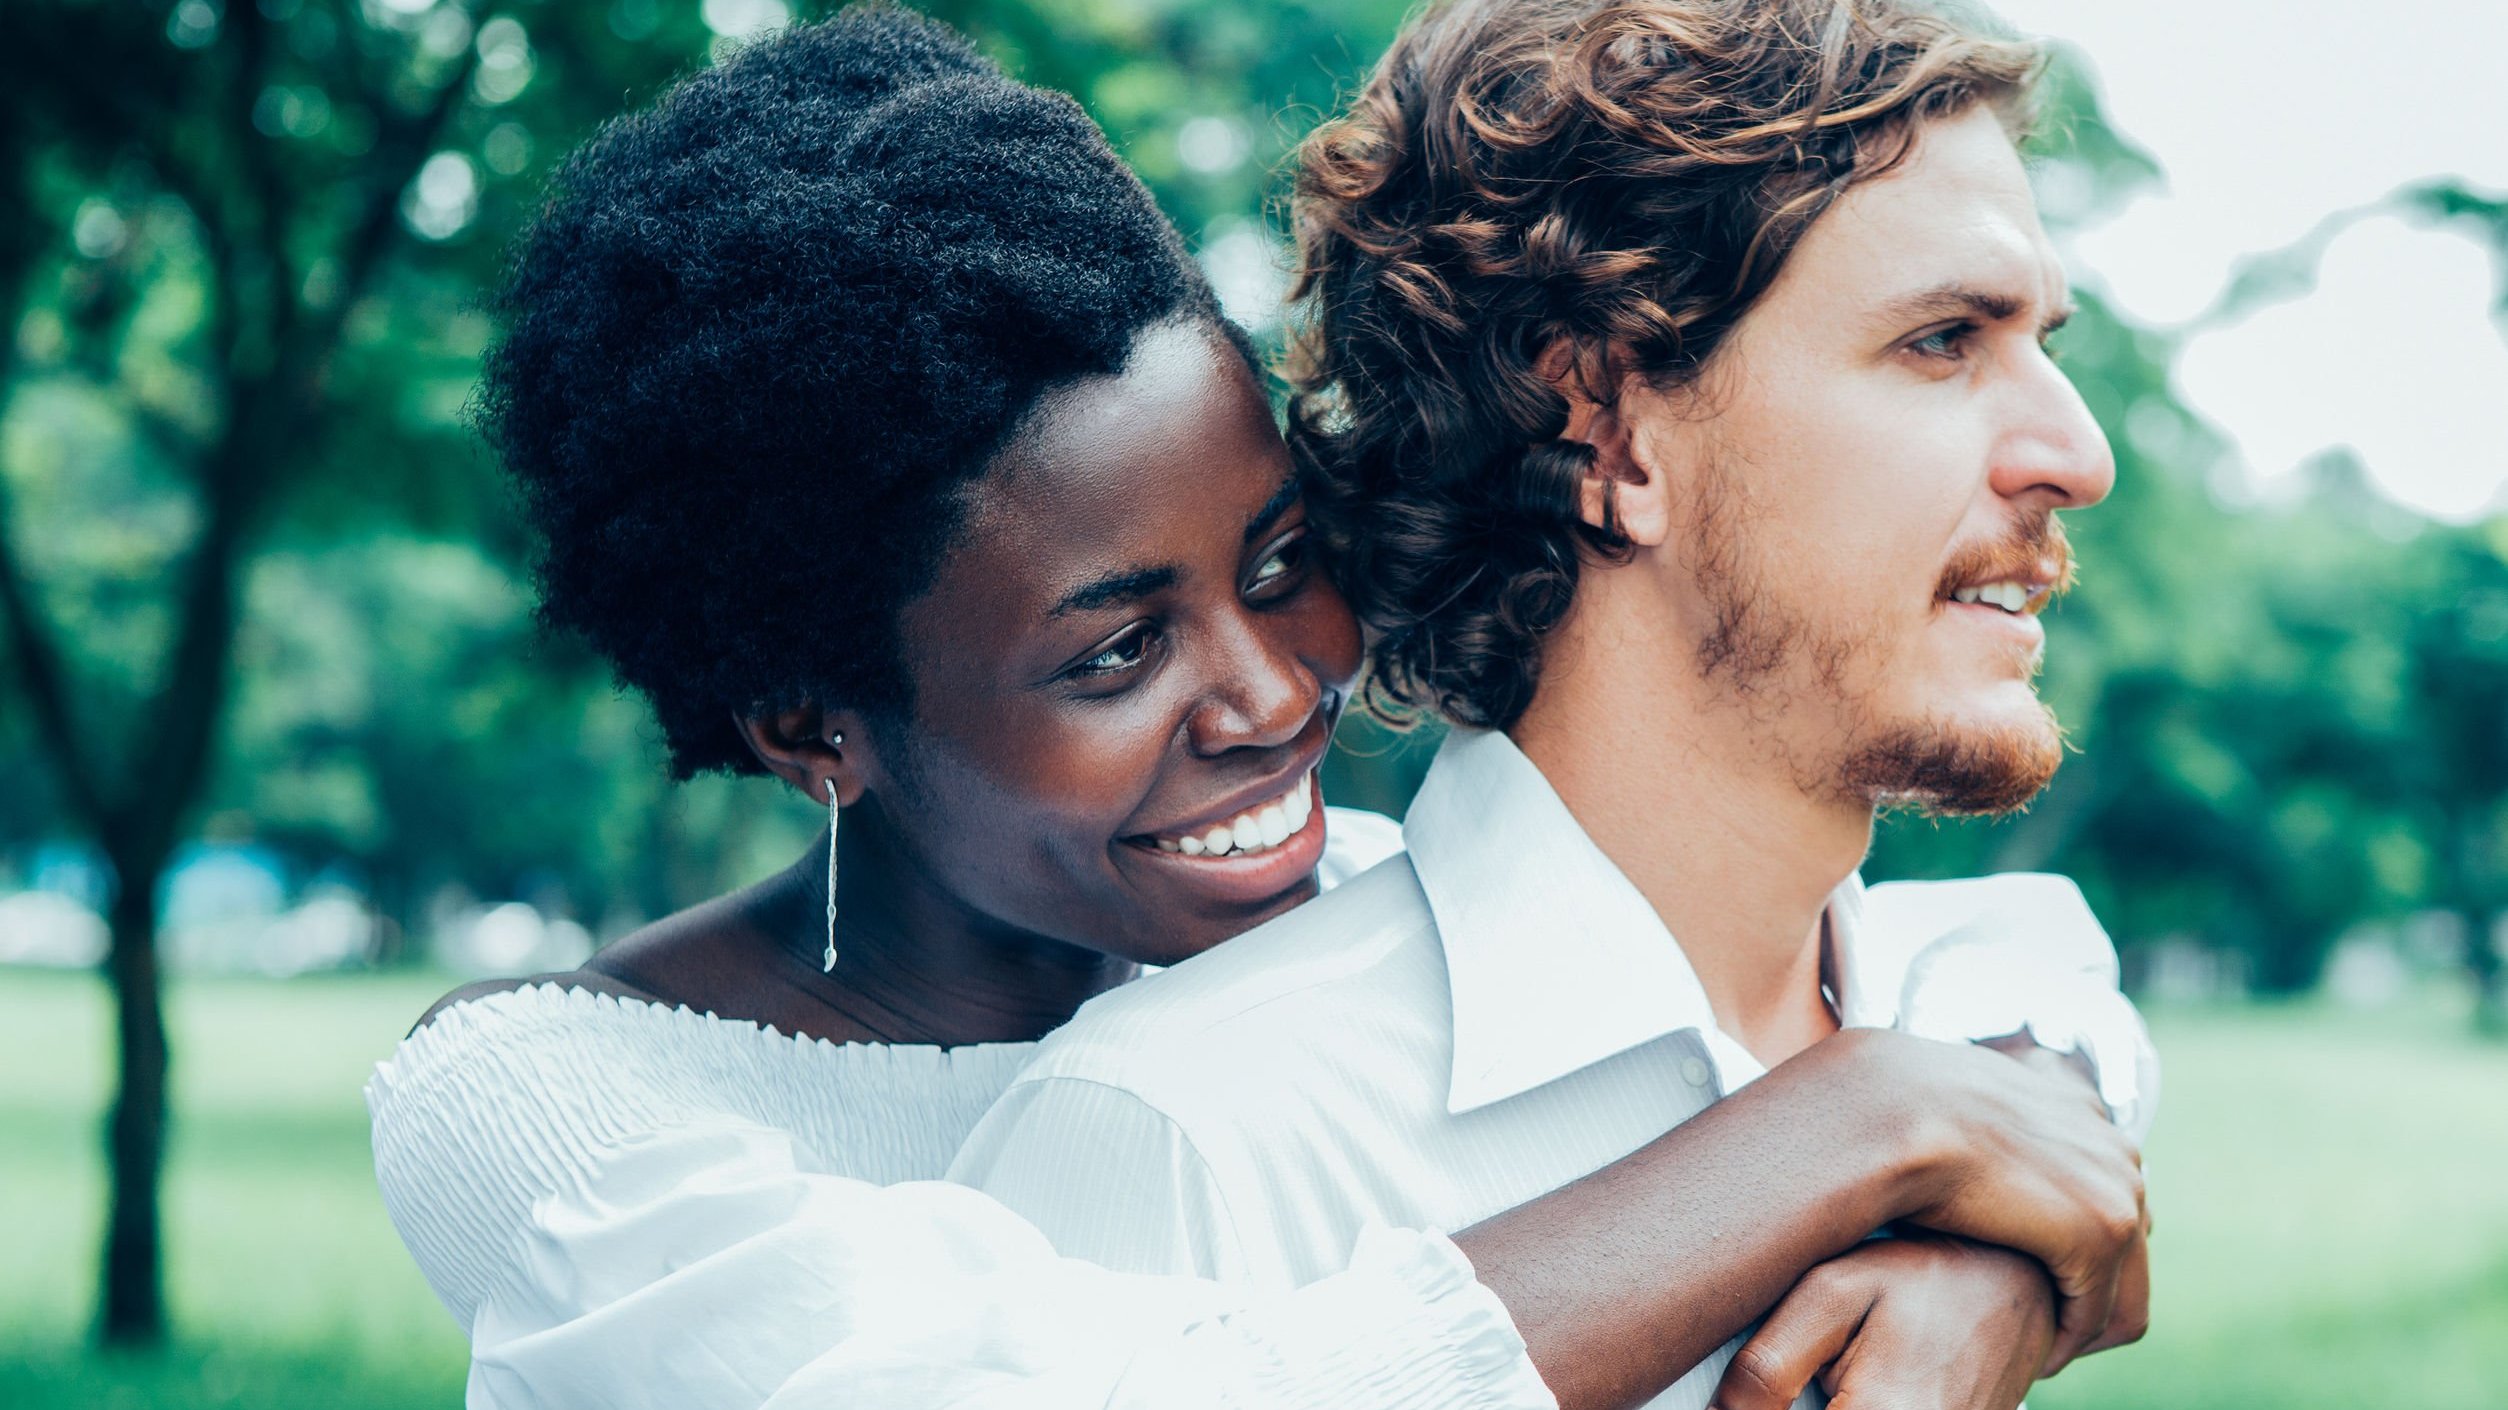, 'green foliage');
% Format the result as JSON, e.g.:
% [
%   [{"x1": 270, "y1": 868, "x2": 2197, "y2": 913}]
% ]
[{"x1": 1, "y1": 4, "x2": 2502, "y2": 990}]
